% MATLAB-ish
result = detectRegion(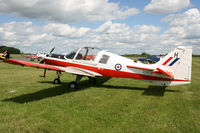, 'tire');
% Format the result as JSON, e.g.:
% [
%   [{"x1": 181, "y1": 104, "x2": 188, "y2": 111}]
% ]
[
  {"x1": 69, "y1": 81, "x2": 77, "y2": 89},
  {"x1": 54, "y1": 78, "x2": 61, "y2": 84}
]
